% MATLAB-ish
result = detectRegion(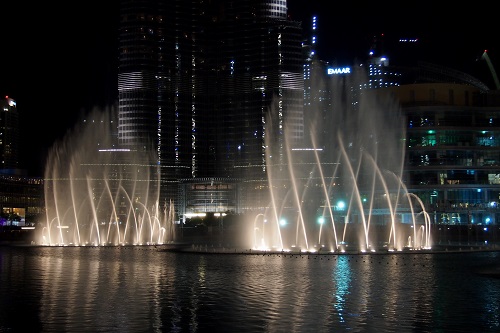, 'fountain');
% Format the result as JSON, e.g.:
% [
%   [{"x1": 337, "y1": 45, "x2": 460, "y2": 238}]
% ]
[
  {"x1": 249, "y1": 70, "x2": 432, "y2": 253},
  {"x1": 39, "y1": 106, "x2": 176, "y2": 246},
  {"x1": 37, "y1": 70, "x2": 432, "y2": 252}
]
